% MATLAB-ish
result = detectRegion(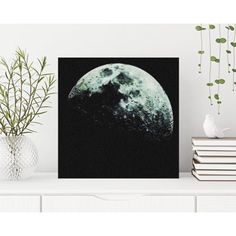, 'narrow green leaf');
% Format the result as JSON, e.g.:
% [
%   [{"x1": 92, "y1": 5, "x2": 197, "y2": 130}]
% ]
[
  {"x1": 226, "y1": 50, "x2": 231, "y2": 54},
  {"x1": 36, "y1": 111, "x2": 47, "y2": 115},
  {"x1": 229, "y1": 25, "x2": 234, "y2": 31},
  {"x1": 232, "y1": 69, "x2": 236, "y2": 72}
]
